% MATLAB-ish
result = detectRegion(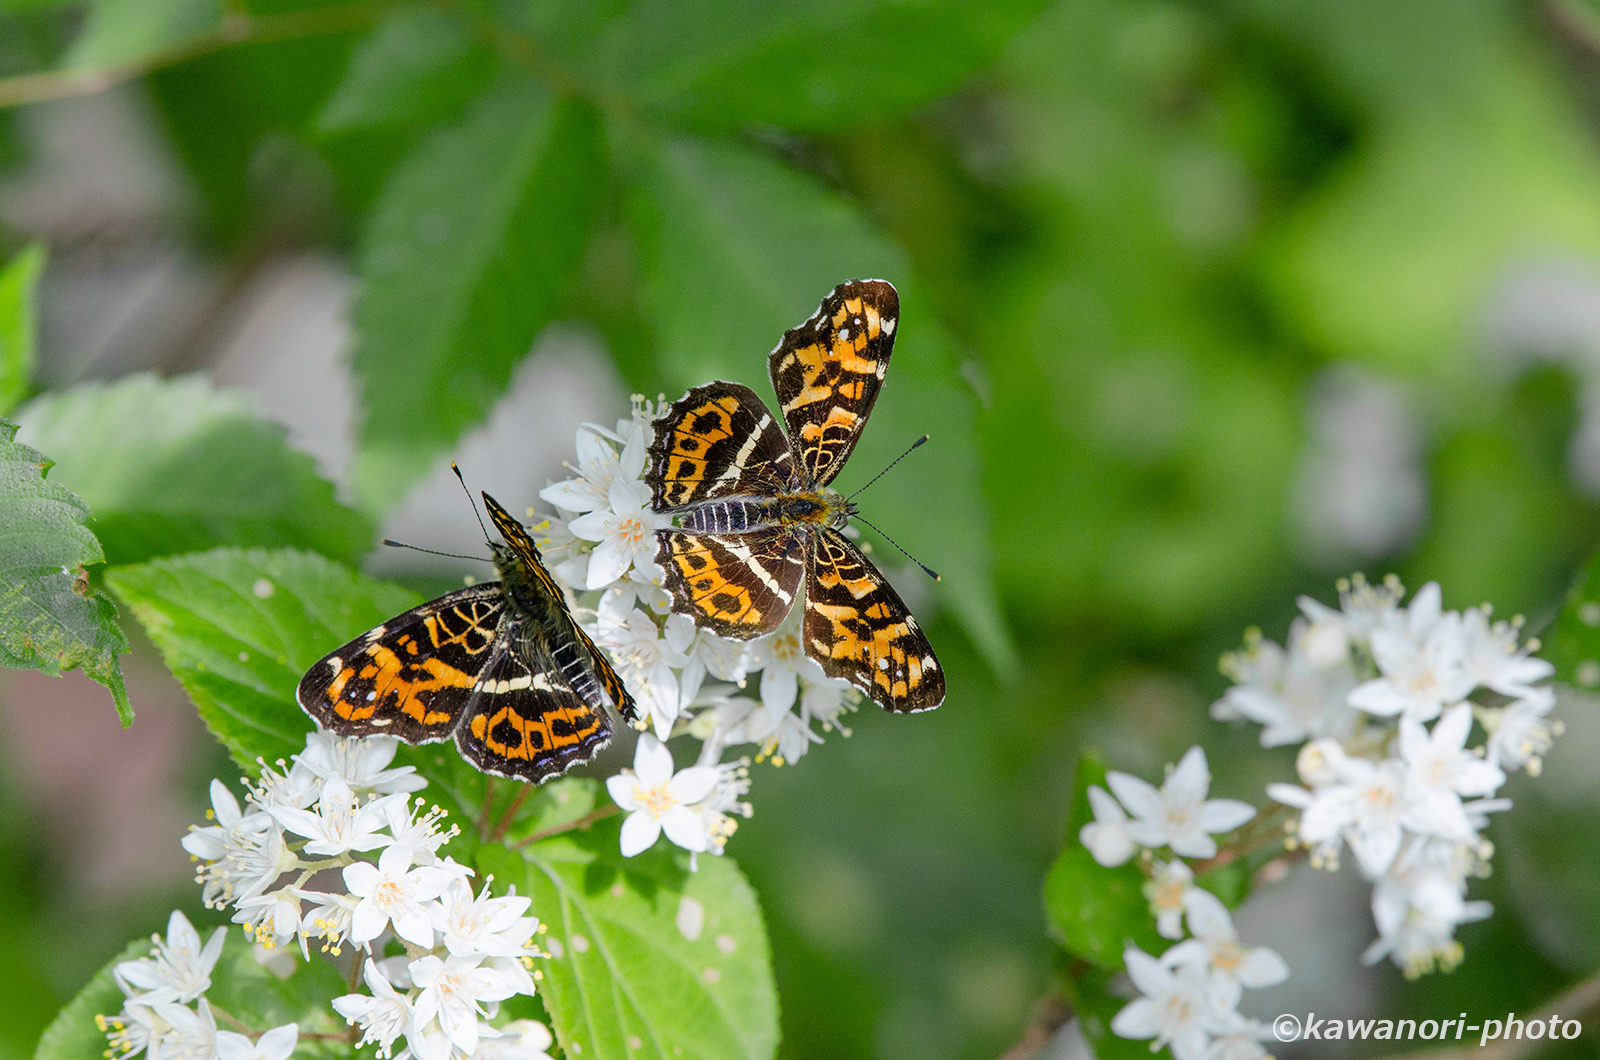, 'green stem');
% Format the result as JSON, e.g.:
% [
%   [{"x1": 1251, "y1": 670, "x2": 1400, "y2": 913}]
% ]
[
  {"x1": 513, "y1": 804, "x2": 620, "y2": 849},
  {"x1": 0, "y1": 0, "x2": 397, "y2": 110}
]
